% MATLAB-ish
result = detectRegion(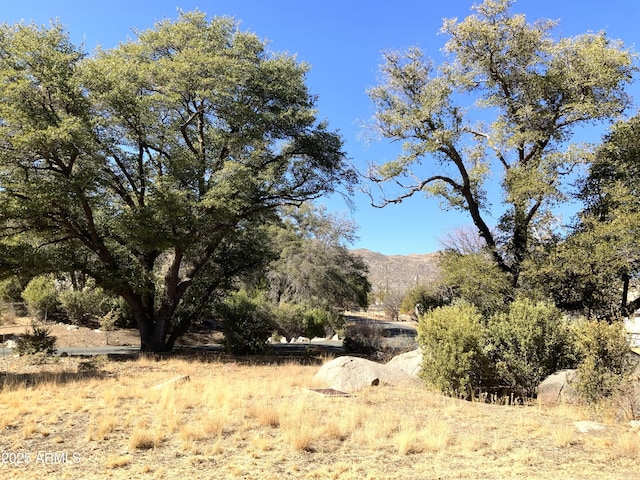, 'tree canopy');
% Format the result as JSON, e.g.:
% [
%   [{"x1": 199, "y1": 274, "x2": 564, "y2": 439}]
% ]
[
  {"x1": 0, "y1": 13, "x2": 356, "y2": 351},
  {"x1": 548, "y1": 114, "x2": 640, "y2": 319},
  {"x1": 366, "y1": 0, "x2": 636, "y2": 292}
]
